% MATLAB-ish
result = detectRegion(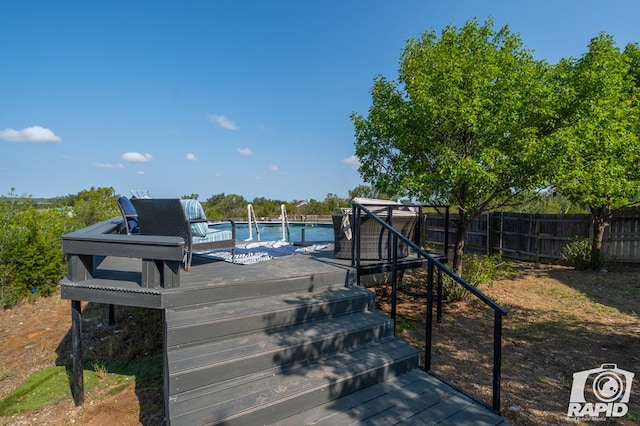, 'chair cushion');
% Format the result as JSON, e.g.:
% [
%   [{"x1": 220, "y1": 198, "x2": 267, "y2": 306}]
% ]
[
  {"x1": 192, "y1": 229, "x2": 234, "y2": 244},
  {"x1": 117, "y1": 196, "x2": 139, "y2": 234},
  {"x1": 180, "y1": 199, "x2": 208, "y2": 237}
]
